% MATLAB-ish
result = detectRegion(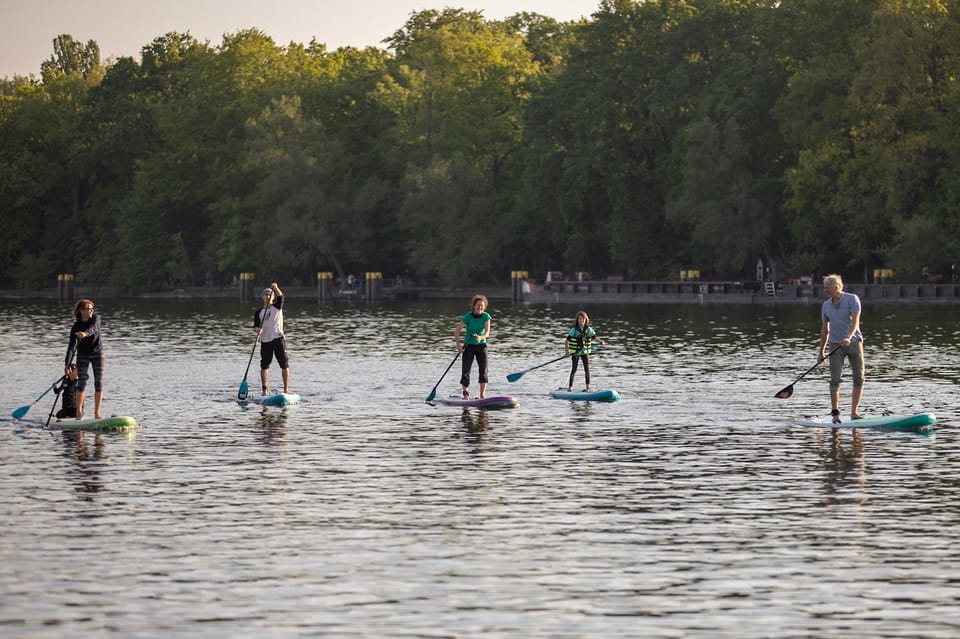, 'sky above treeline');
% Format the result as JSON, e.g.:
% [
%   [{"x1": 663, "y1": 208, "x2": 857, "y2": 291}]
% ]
[{"x1": 1, "y1": 0, "x2": 601, "y2": 78}]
